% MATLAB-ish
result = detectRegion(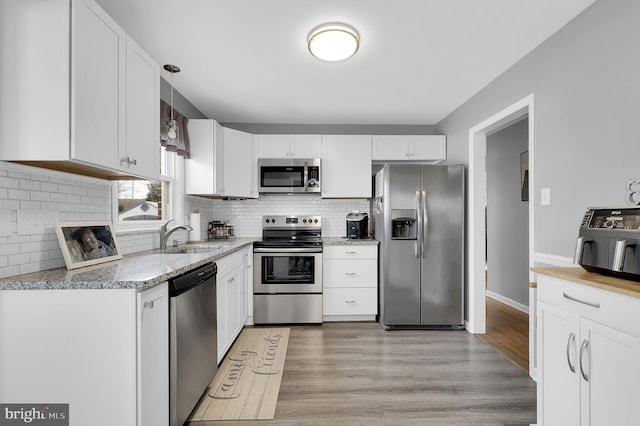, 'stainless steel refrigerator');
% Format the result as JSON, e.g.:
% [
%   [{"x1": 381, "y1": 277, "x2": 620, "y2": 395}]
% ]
[{"x1": 373, "y1": 164, "x2": 464, "y2": 330}]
